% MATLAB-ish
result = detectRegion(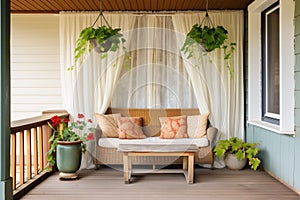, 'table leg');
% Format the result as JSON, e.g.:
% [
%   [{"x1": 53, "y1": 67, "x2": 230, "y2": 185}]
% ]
[
  {"x1": 187, "y1": 153, "x2": 194, "y2": 184},
  {"x1": 123, "y1": 153, "x2": 130, "y2": 184},
  {"x1": 183, "y1": 156, "x2": 188, "y2": 170}
]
